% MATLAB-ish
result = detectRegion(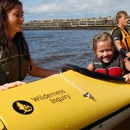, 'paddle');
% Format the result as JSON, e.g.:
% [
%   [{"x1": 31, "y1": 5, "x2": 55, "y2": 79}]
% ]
[{"x1": 62, "y1": 64, "x2": 125, "y2": 81}]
